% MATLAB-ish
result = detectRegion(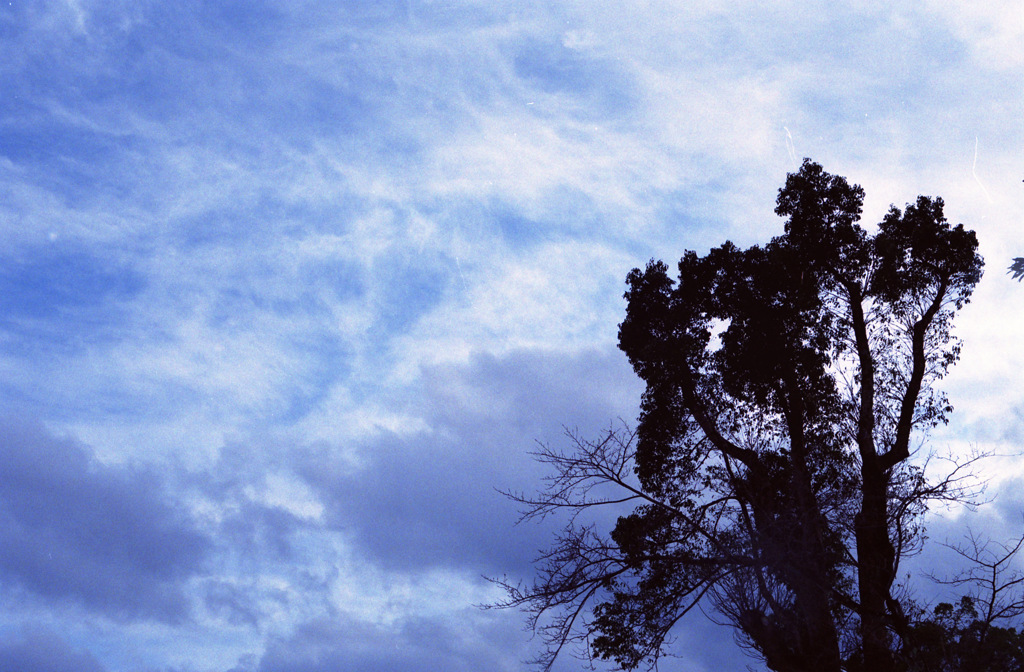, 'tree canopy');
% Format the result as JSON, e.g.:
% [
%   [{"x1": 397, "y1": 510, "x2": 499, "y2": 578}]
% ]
[{"x1": 495, "y1": 160, "x2": 995, "y2": 672}]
